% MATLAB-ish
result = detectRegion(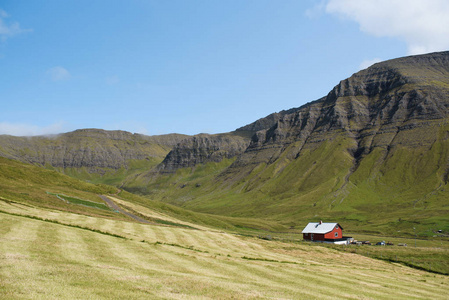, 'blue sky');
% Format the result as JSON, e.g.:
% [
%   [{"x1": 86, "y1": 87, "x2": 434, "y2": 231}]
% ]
[{"x1": 1, "y1": 0, "x2": 449, "y2": 136}]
